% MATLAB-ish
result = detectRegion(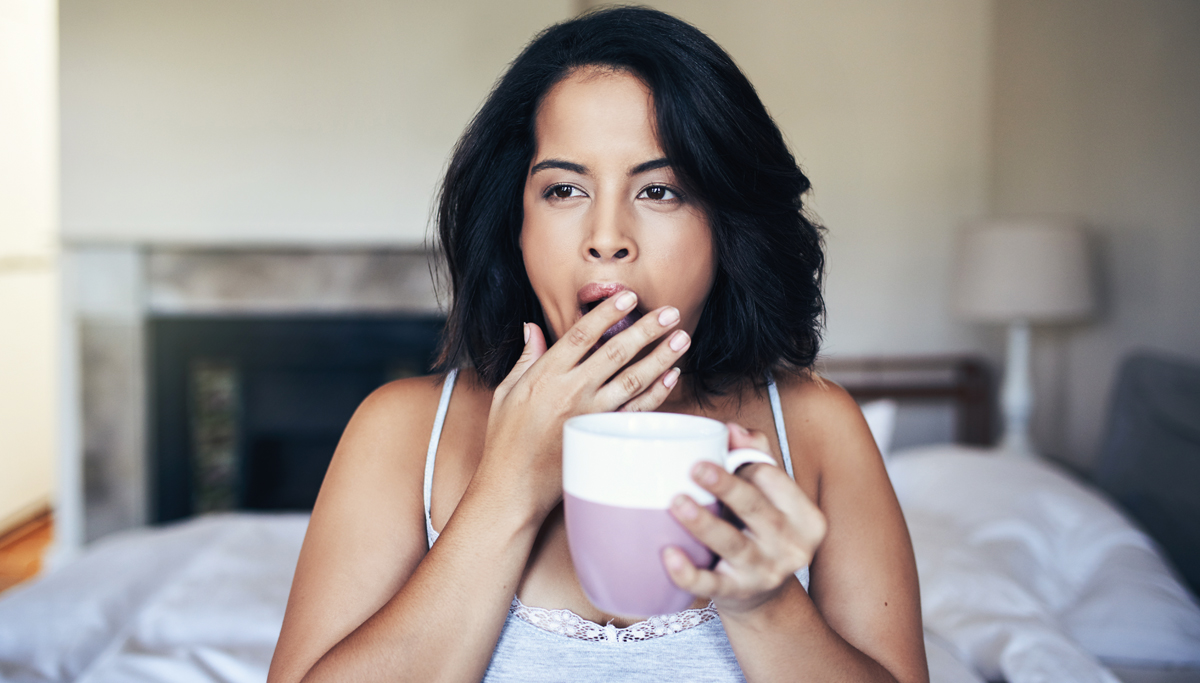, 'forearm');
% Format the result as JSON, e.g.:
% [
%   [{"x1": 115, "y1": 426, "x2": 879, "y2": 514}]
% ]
[
  {"x1": 302, "y1": 478, "x2": 543, "y2": 683},
  {"x1": 720, "y1": 579, "x2": 900, "y2": 683}
]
